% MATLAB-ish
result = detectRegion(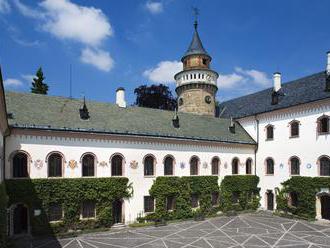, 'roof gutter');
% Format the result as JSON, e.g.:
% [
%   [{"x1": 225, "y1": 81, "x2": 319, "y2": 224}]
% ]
[{"x1": 10, "y1": 125, "x2": 256, "y2": 146}]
